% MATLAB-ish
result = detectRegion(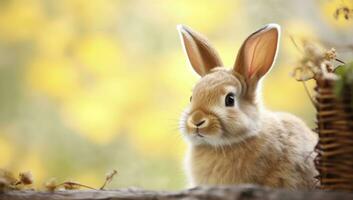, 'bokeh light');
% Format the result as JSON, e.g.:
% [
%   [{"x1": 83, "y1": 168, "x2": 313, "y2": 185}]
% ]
[{"x1": 0, "y1": 0, "x2": 352, "y2": 190}]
